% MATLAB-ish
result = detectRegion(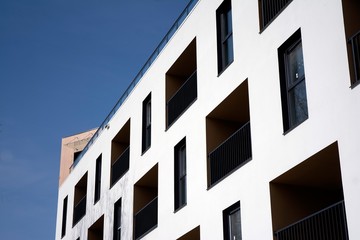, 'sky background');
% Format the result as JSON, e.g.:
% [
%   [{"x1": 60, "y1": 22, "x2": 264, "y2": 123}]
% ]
[{"x1": 0, "y1": 0, "x2": 189, "y2": 239}]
